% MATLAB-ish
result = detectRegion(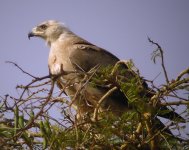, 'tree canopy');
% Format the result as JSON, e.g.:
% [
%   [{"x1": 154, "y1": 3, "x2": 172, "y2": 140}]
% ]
[{"x1": 0, "y1": 39, "x2": 189, "y2": 150}]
